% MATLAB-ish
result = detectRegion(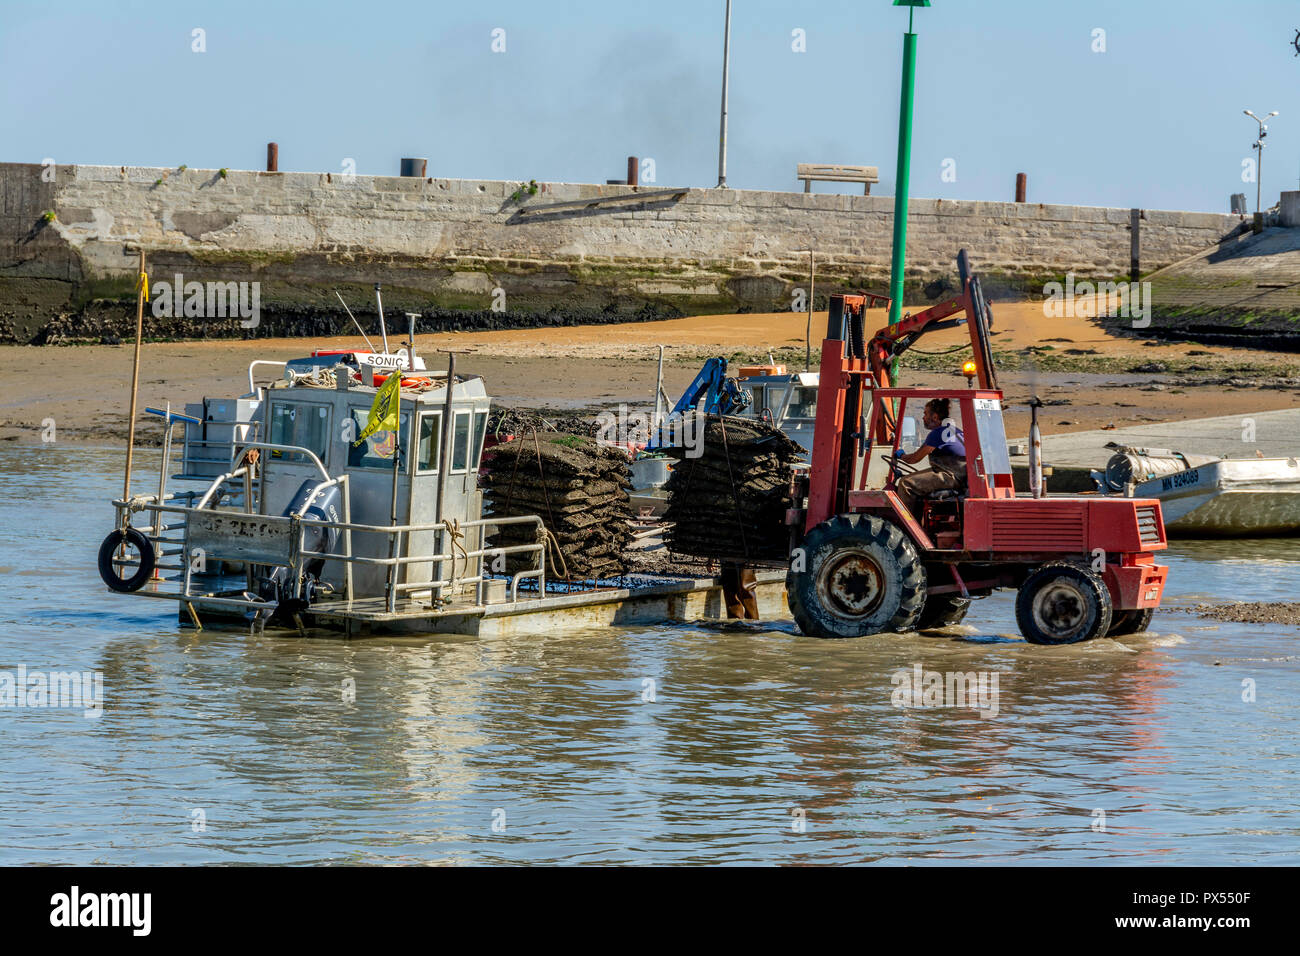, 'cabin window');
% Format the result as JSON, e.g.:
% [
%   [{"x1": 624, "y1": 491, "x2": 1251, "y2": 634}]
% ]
[
  {"x1": 347, "y1": 408, "x2": 410, "y2": 470},
  {"x1": 416, "y1": 412, "x2": 442, "y2": 474},
  {"x1": 471, "y1": 410, "x2": 489, "y2": 468},
  {"x1": 450, "y1": 411, "x2": 472, "y2": 472},
  {"x1": 268, "y1": 401, "x2": 330, "y2": 464},
  {"x1": 787, "y1": 387, "x2": 818, "y2": 420}
]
